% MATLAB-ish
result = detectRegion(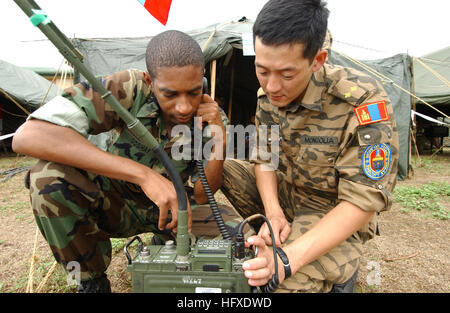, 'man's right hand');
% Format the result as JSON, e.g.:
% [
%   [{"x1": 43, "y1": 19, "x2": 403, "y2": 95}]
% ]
[
  {"x1": 258, "y1": 210, "x2": 291, "y2": 247},
  {"x1": 138, "y1": 169, "x2": 192, "y2": 233},
  {"x1": 253, "y1": 164, "x2": 291, "y2": 247}
]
